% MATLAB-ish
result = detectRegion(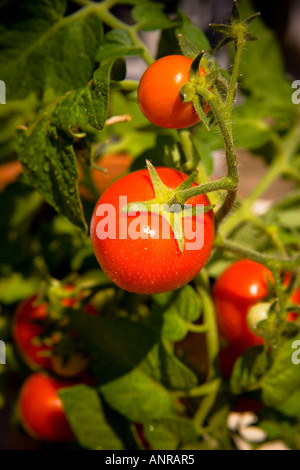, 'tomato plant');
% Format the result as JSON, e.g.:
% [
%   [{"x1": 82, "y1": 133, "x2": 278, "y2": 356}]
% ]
[
  {"x1": 1, "y1": 0, "x2": 300, "y2": 452},
  {"x1": 137, "y1": 55, "x2": 208, "y2": 129}
]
